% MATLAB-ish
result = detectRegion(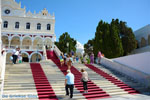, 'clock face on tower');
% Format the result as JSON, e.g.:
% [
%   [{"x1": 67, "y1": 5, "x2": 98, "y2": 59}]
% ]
[{"x1": 5, "y1": 9, "x2": 10, "y2": 14}]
